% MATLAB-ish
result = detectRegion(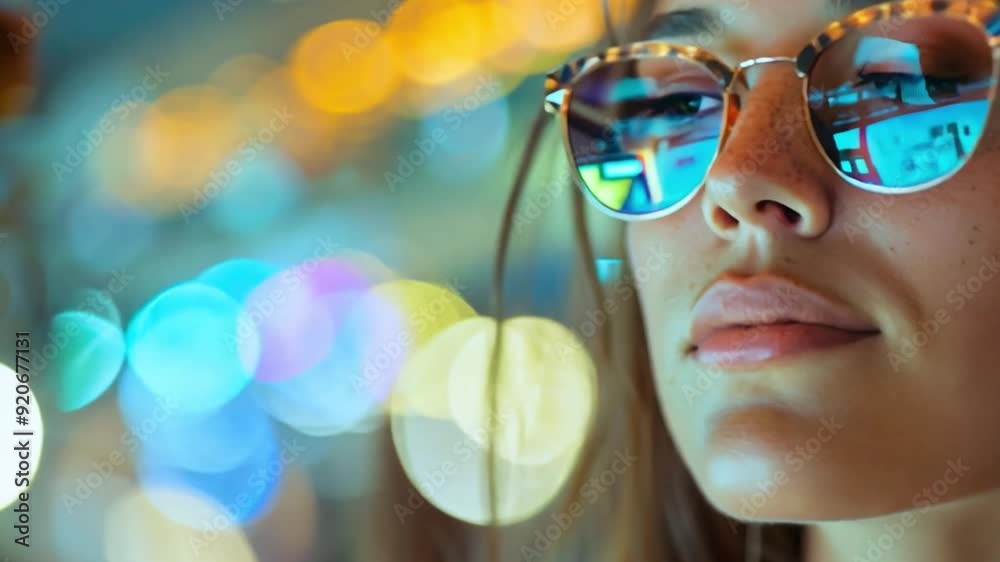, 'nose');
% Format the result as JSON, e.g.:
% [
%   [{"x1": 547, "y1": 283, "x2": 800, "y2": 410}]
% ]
[{"x1": 700, "y1": 61, "x2": 834, "y2": 242}]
